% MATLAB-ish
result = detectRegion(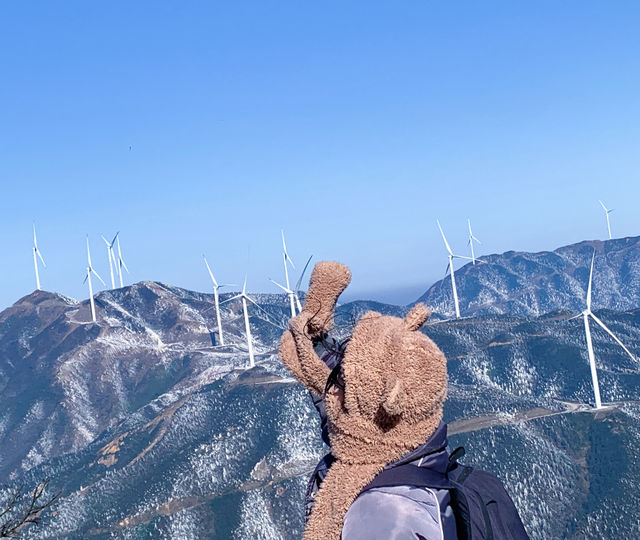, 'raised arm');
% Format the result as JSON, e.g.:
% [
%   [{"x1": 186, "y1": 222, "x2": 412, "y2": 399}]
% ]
[{"x1": 278, "y1": 261, "x2": 351, "y2": 395}]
